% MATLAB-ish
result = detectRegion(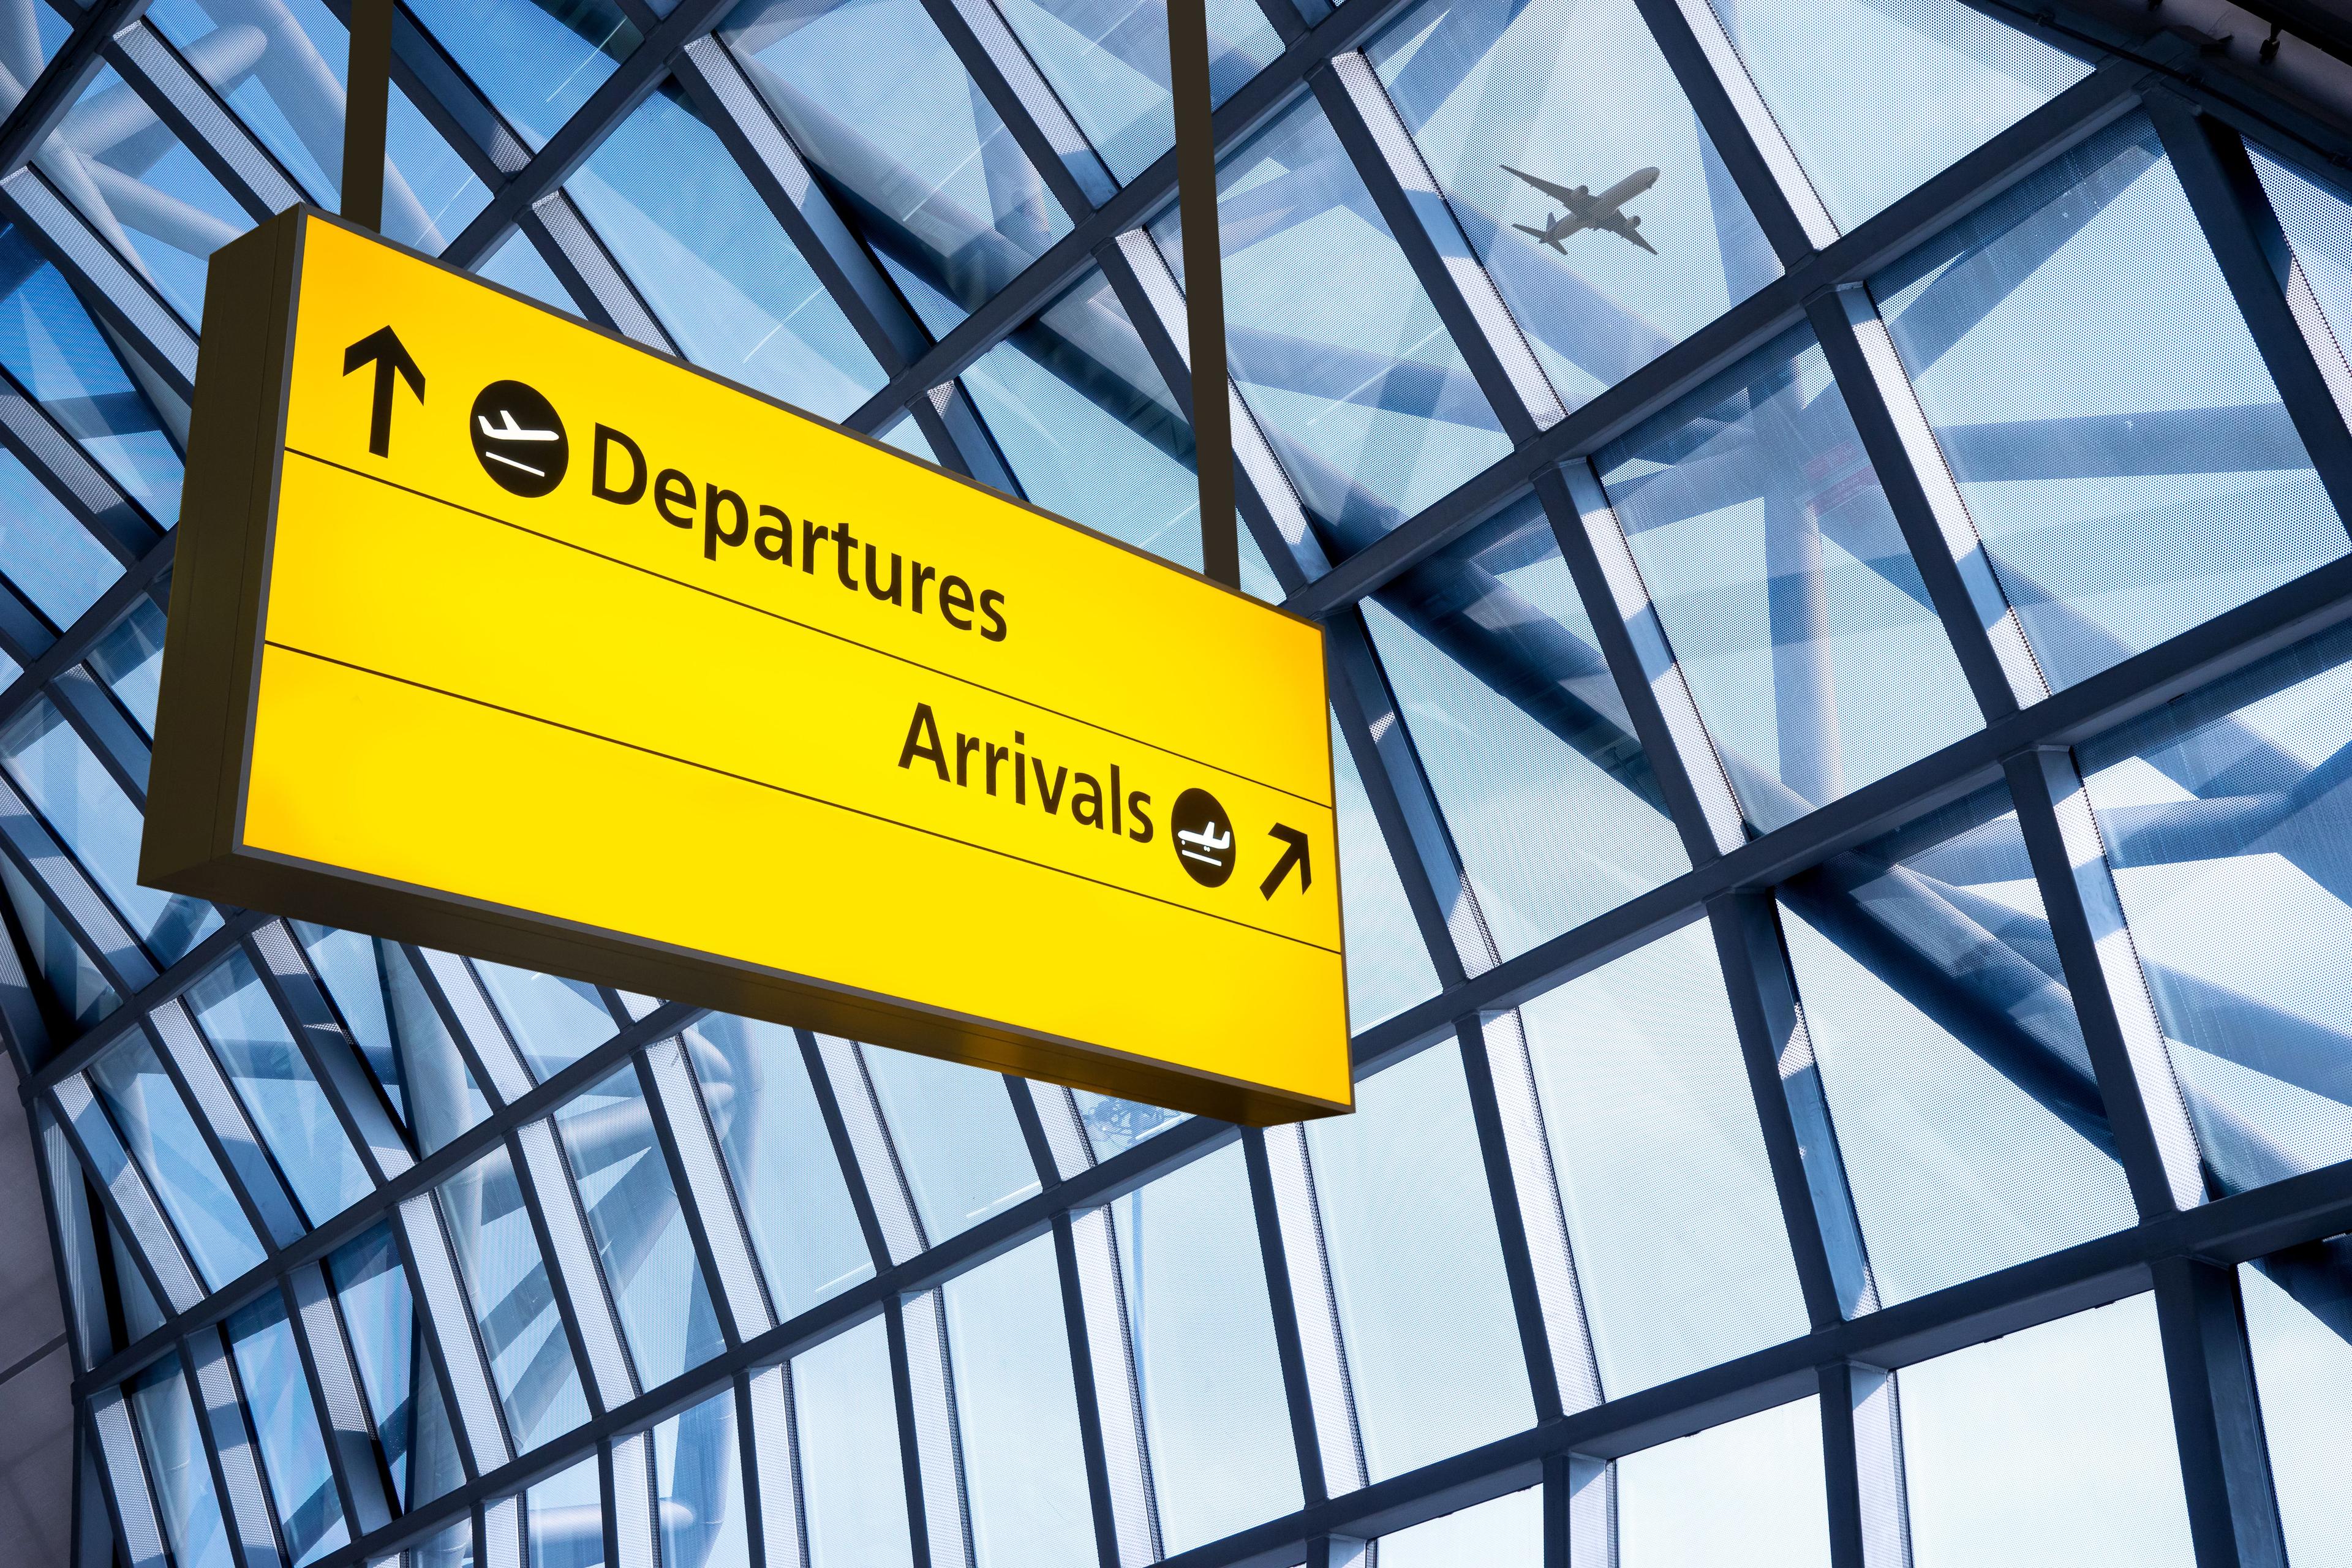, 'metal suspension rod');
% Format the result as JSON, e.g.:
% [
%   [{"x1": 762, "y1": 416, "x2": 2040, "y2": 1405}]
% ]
[
  {"x1": 341, "y1": 0, "x2": 391, "y2": 230},
  {"x1": 1167, "y1": 0, "x2": 1238, "y2": 588}
]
